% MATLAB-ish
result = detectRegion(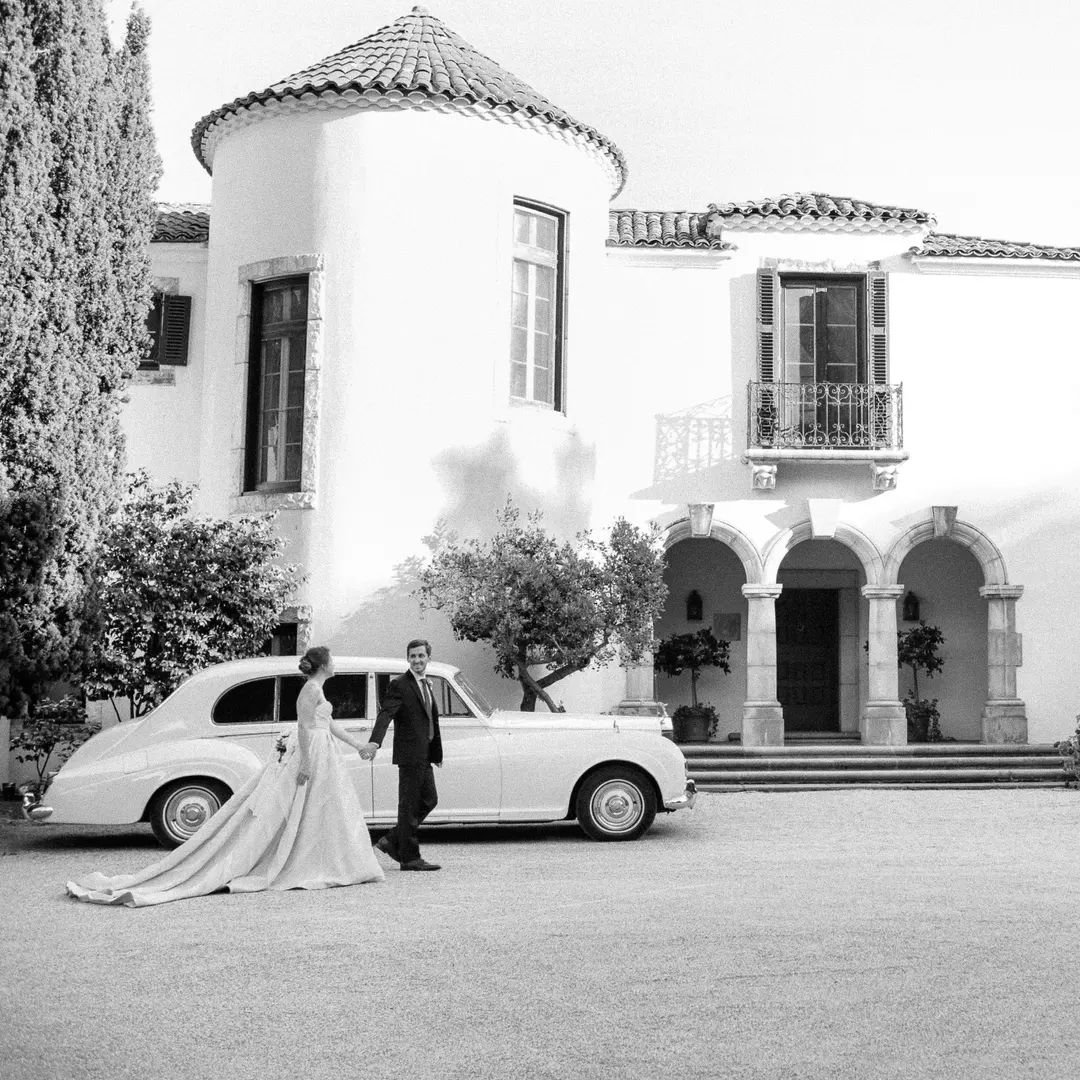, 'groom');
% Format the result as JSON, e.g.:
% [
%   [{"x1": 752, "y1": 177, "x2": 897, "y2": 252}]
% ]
[{"x1": 360, "y1": 639, "x2": 443, "y2": 871}]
